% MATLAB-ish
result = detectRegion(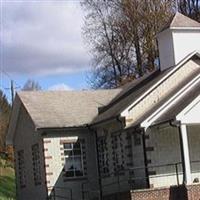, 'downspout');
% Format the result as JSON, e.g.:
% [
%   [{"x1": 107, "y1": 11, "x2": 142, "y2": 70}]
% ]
[
  {"x1": 169, "y1": 120, "x2": 186, "y2": 184},
  {"x1": 87, "y1": 125, "x2": 103, "y2": 200},
  {"x1": 141, "y1": 128, "x2": 150, "y2": 188}
]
